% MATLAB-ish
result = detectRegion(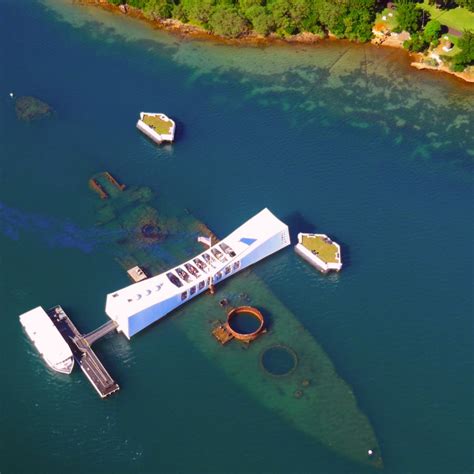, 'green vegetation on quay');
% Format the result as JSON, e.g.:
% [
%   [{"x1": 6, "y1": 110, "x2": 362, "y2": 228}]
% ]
[
  {"x1": 420, "y1": 1, "x2": 474, "y2": 31},
  {"x1": 301, "y1": 235, "x2": 339, "y2": 264},
  {"x1": 108, "y1": 0, "x2": 473, "y2": 70},
  {"x1": 385, "y1": 1, "x2": 474, "y2": 71},
  {"x1": 109, "y1": 0, "x2": 380, "y2": 41},
  {"x1": 142, "y1": 114, "x2": 173, "y2": 134}
]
